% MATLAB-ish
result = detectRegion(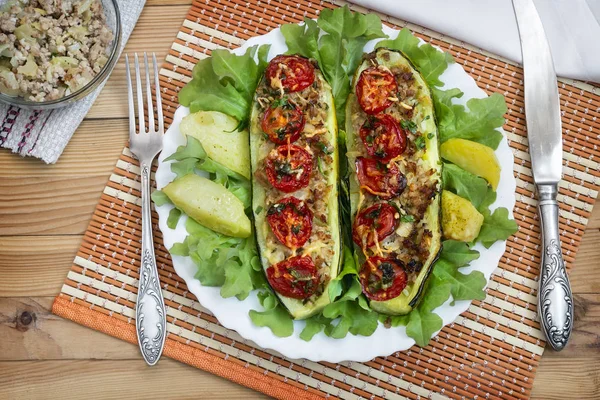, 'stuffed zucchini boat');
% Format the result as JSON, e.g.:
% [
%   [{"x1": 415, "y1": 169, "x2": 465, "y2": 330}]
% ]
[
  {"x1": 249, "y1": 55, "x2": 341, "y2": 319},
  {"x1": 345, "y1": 48, "x2": 442, "y2": 315}
]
